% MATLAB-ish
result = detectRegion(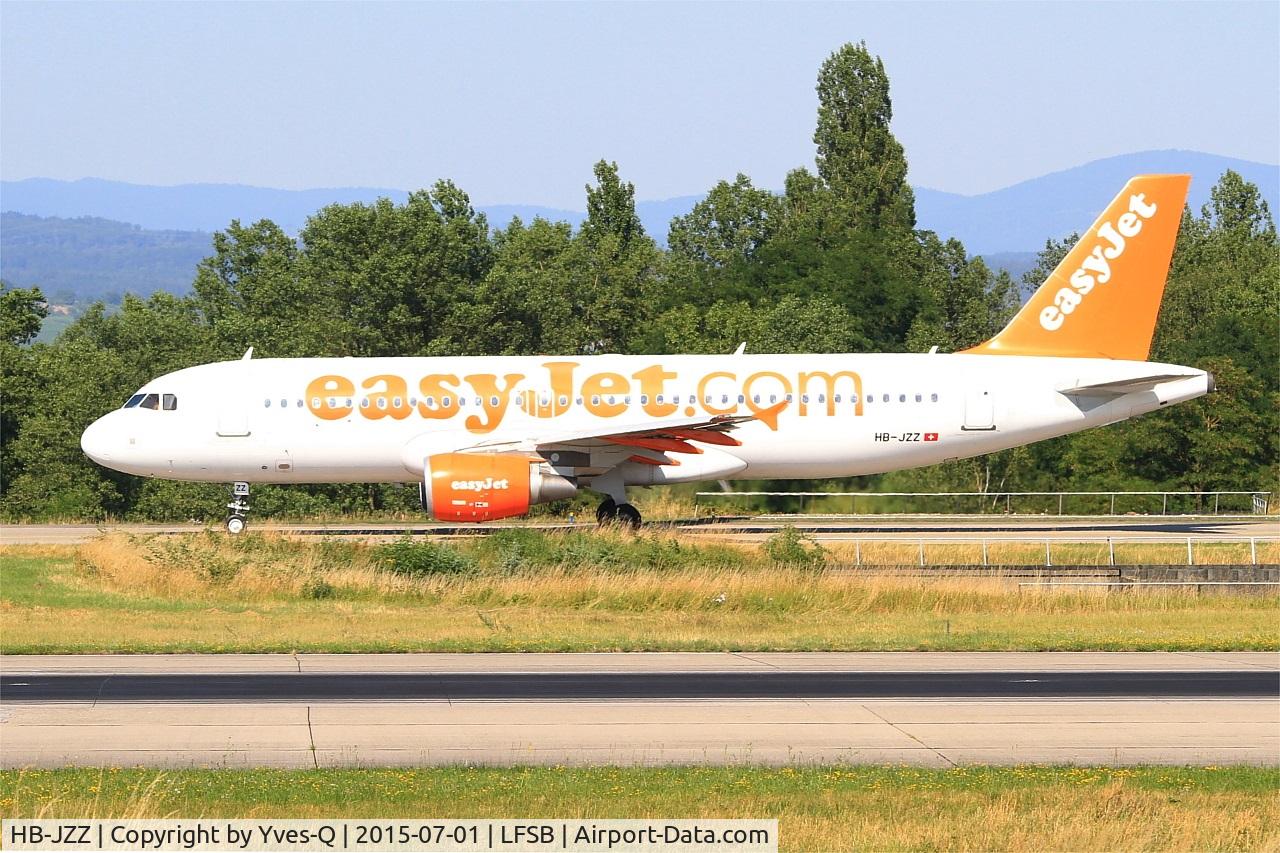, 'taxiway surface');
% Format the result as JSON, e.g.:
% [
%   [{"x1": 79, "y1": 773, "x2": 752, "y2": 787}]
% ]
[{"x1": 3, "y1": 515, "x2": 1277, "y2": 545}]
